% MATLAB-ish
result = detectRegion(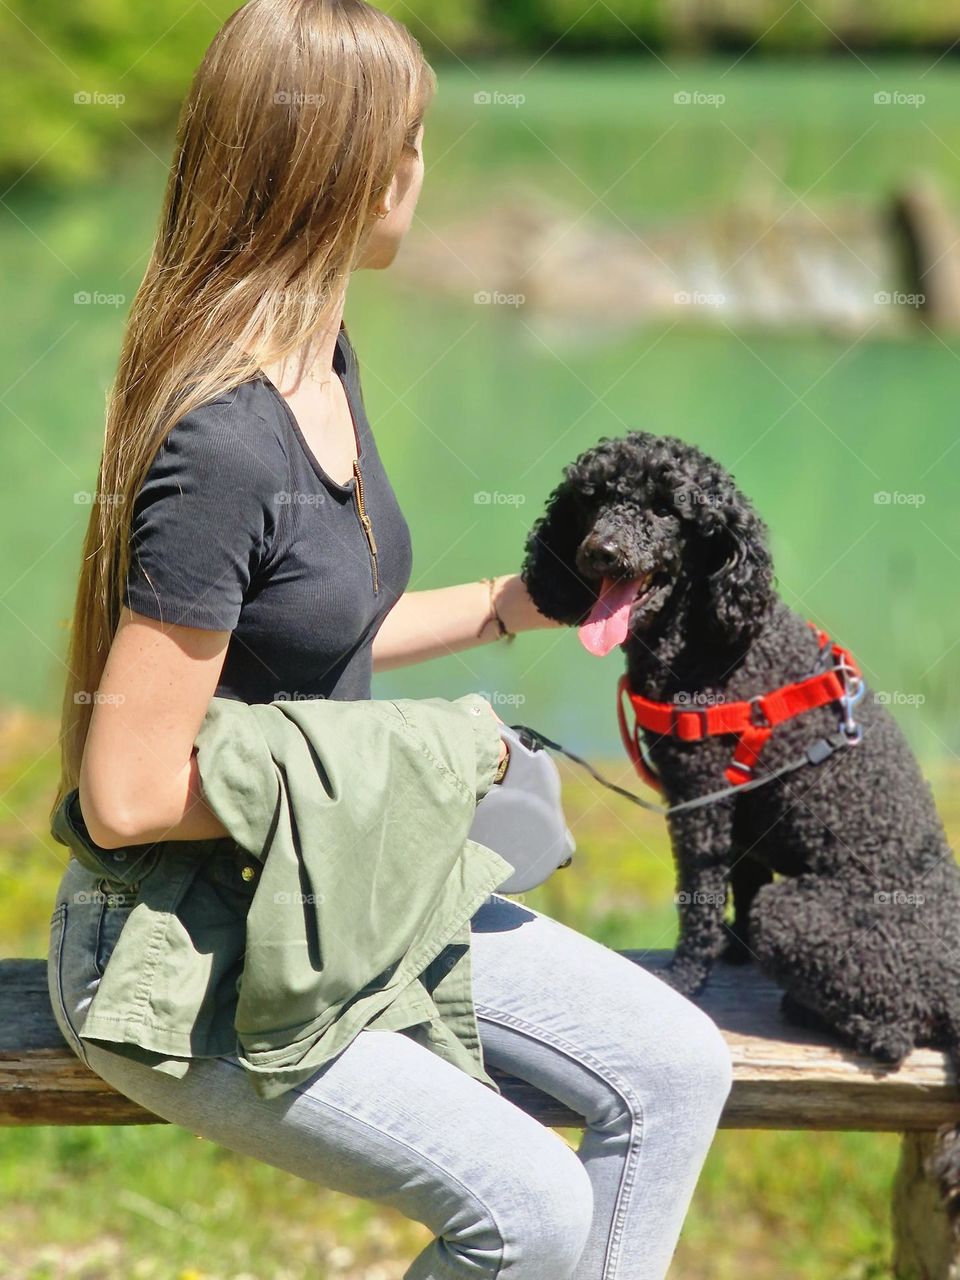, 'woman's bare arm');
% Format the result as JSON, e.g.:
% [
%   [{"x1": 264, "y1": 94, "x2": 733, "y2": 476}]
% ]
[
  {"x1": 78, "y1": 607, "x2": 234, "y2": 849},
  {"x1": 371, "y1": 573, "x2": 561, "y2": 672},
  {"x1": 79, "y1": 605, "x2": 510, "y2": 850}
]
